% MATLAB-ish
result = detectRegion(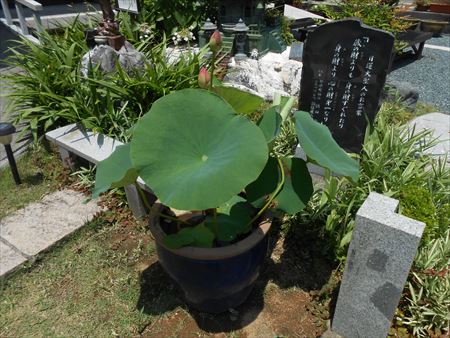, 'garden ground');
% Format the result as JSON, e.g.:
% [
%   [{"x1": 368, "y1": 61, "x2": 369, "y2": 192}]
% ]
[
  {"x1": 0, "y1": 147, "x2": 335, "y2": 337},
  {"x1": 1, "y1": 101, "x2": 448, "y2": 337},
  {"x1": 0, "y1": 189, "x2": 335, "y2": 338}
]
